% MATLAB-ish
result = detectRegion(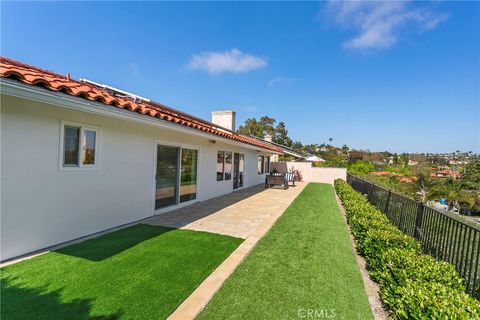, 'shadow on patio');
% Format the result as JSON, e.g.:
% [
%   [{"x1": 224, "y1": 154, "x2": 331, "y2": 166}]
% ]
[{"x1": 146, "y1": 182, "x2": 306, "y2": 239}]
